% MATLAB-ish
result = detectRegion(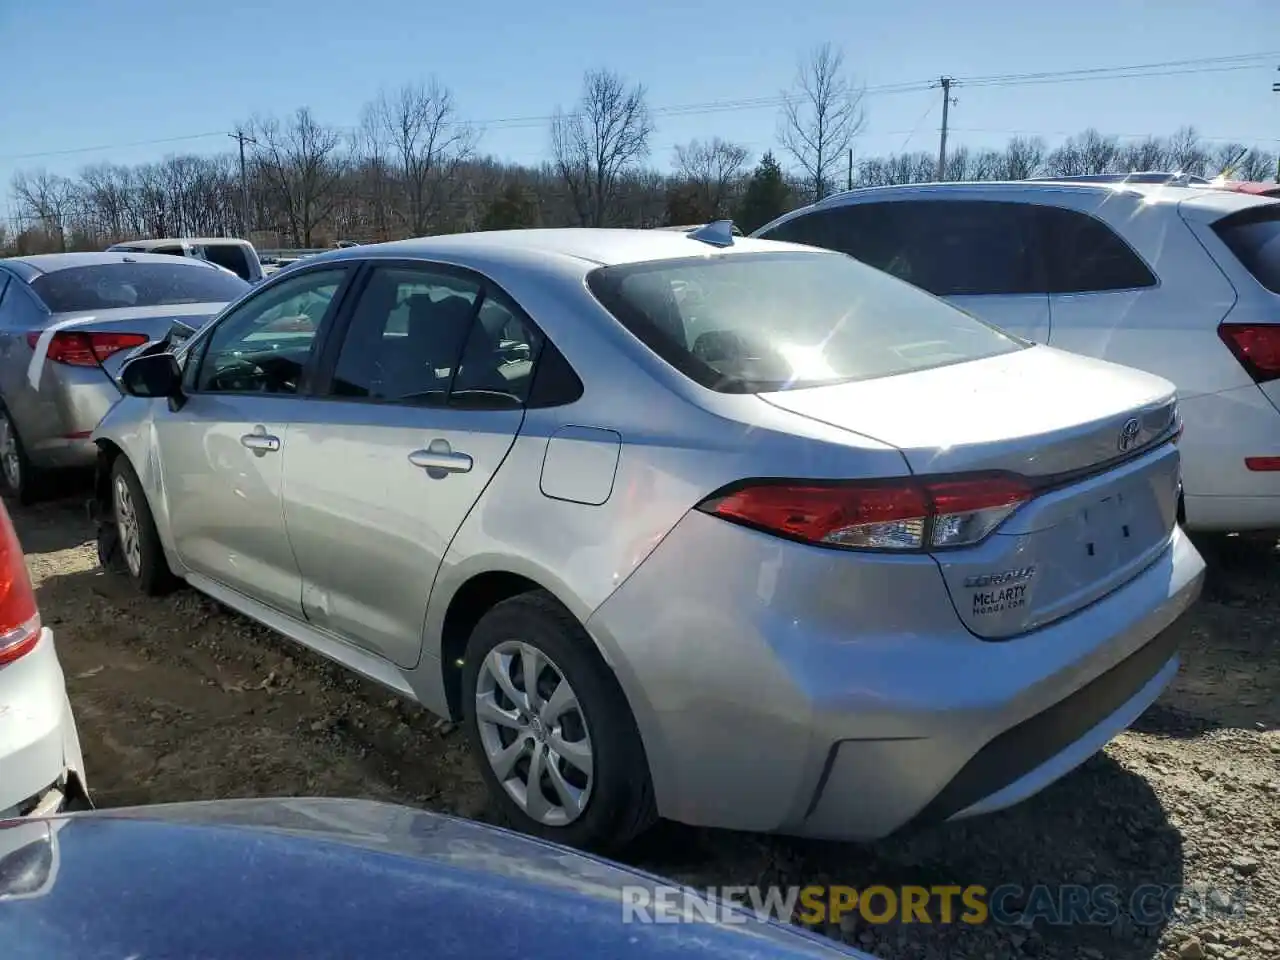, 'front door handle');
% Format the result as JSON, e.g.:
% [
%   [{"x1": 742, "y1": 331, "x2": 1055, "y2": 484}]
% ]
[
  {"x1": 240, "y1": 432, "x2": 281, "y2": 454},
  {"x1": 408, "y1": 447, "x2": 472, "y2": 474}
]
